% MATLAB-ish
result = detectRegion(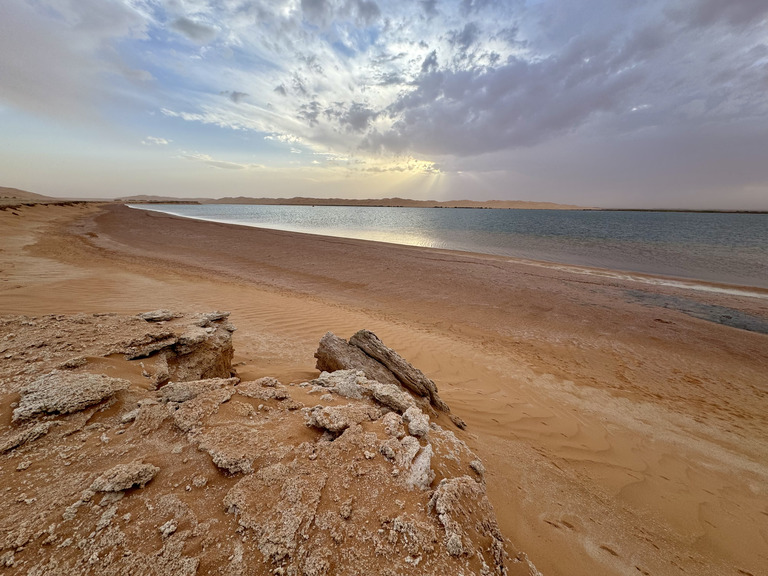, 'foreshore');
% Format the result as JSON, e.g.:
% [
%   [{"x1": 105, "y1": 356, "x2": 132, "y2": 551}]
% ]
[{"x1": 2, "y1": 202, "x2": 767, "y2": 575}]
